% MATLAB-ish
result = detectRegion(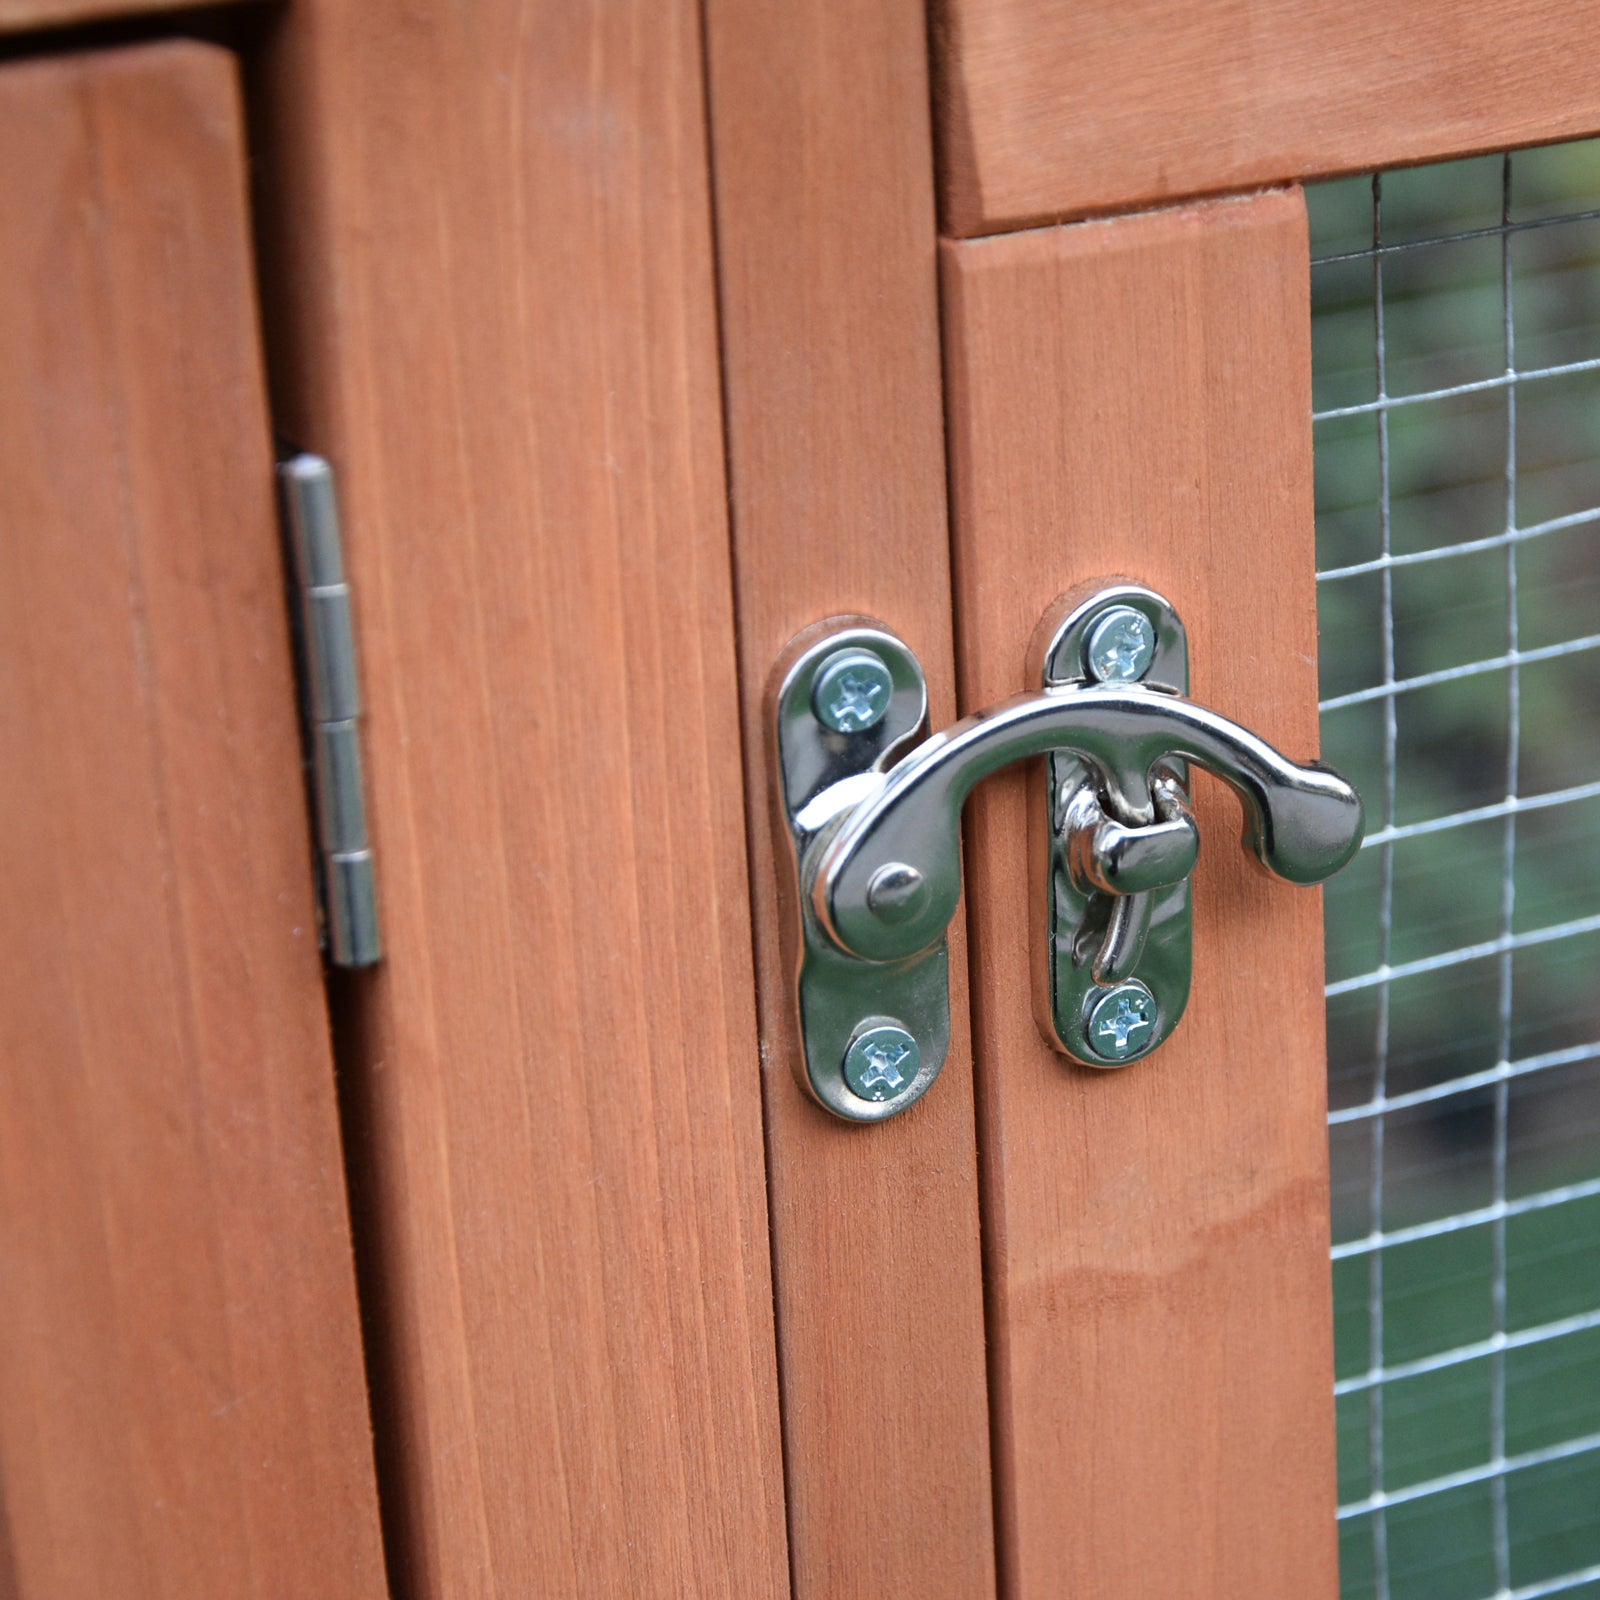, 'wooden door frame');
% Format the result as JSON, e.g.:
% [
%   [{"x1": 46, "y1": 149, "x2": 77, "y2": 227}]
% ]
[
  {"x1": 934, "y1": 0, "x2": 1600, "y2": 233},
  {"x1": 250, "y1": 2, "x2": 790, "y2": 1595},
  {"x1": 701, "y1": 0, "x2": 997, "y2": 1592}
]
